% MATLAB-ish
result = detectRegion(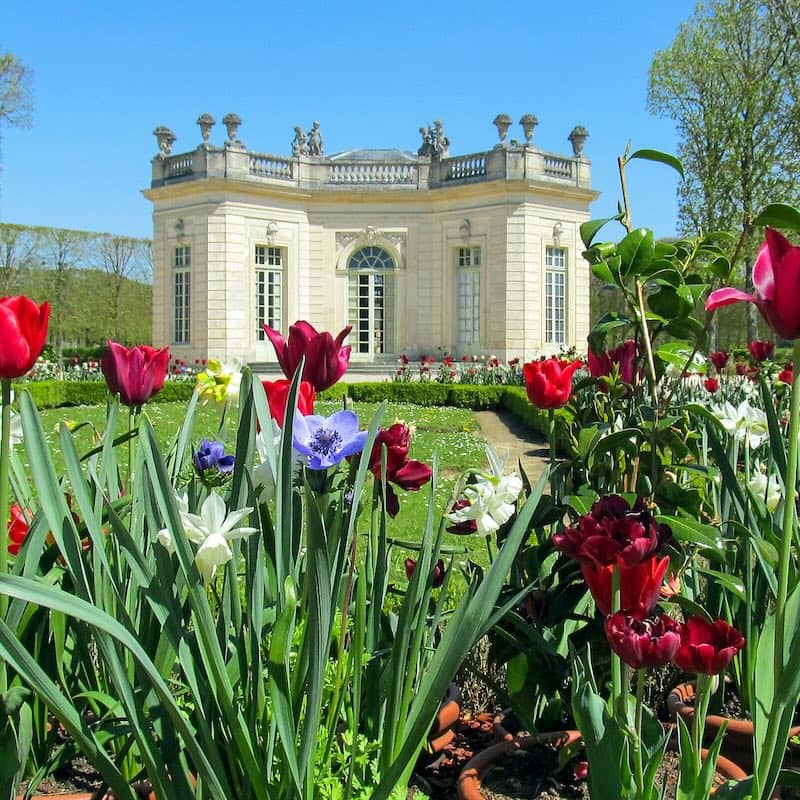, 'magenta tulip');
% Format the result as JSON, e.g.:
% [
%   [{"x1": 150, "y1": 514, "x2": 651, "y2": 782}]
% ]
[
  {"x1": 587, "y1": 339, "x2": 638, "y2": 384},
  {"x1": 0, "y1": 296, "x2": 50, "y2": 380},
  {"x1": 101, "y1": 341, "x2": 170, "y2": 407},
  {"x1": 706, "y1": 228, "x2": 800, "y2": 340},
  {"x1": 748, "y1": 339, "x2": 774, "y2": 362},
  {"x1": 264, "y1": 320, "x2": 352, "y2": 392},
  {"x1": 605, "y1": 610, "x2": 682, "y2": 670}
]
